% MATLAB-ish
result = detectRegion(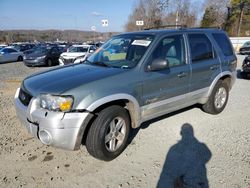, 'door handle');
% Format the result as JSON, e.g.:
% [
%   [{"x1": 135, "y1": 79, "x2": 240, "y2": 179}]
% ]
[
  {"x1": 210, "y1": 65, "x2": 220, "y2": 70},
  {"x1": 177, "y1": 72, "x2": 187, "y2": 78}
]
